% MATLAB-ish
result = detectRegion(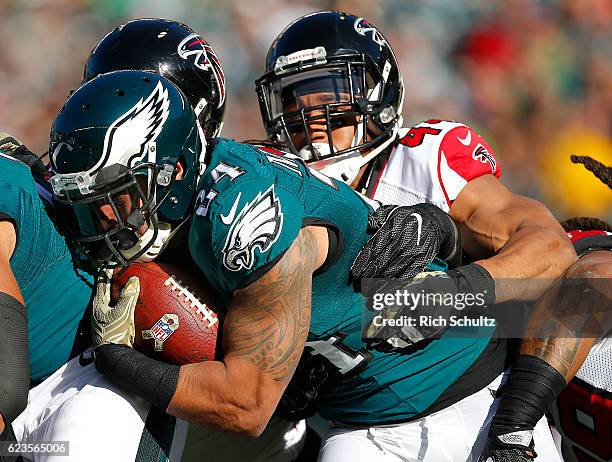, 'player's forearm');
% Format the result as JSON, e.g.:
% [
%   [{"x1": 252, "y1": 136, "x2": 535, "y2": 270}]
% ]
[
  {"x1": 474, "y1": 205, "x2": 577, "y2": 302},
  {"x1": 167, "y1": 359, "x2": 281, "y2": 437},
  {"x1": 520, "y1": 337, "x2": 597, "y2": 382},
  {"x1": 520, "y1": 250, "x2": 611, "y2": 381},
  {"x1": 95, "y1": 344, "x2": 279, "y2": 437}
]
